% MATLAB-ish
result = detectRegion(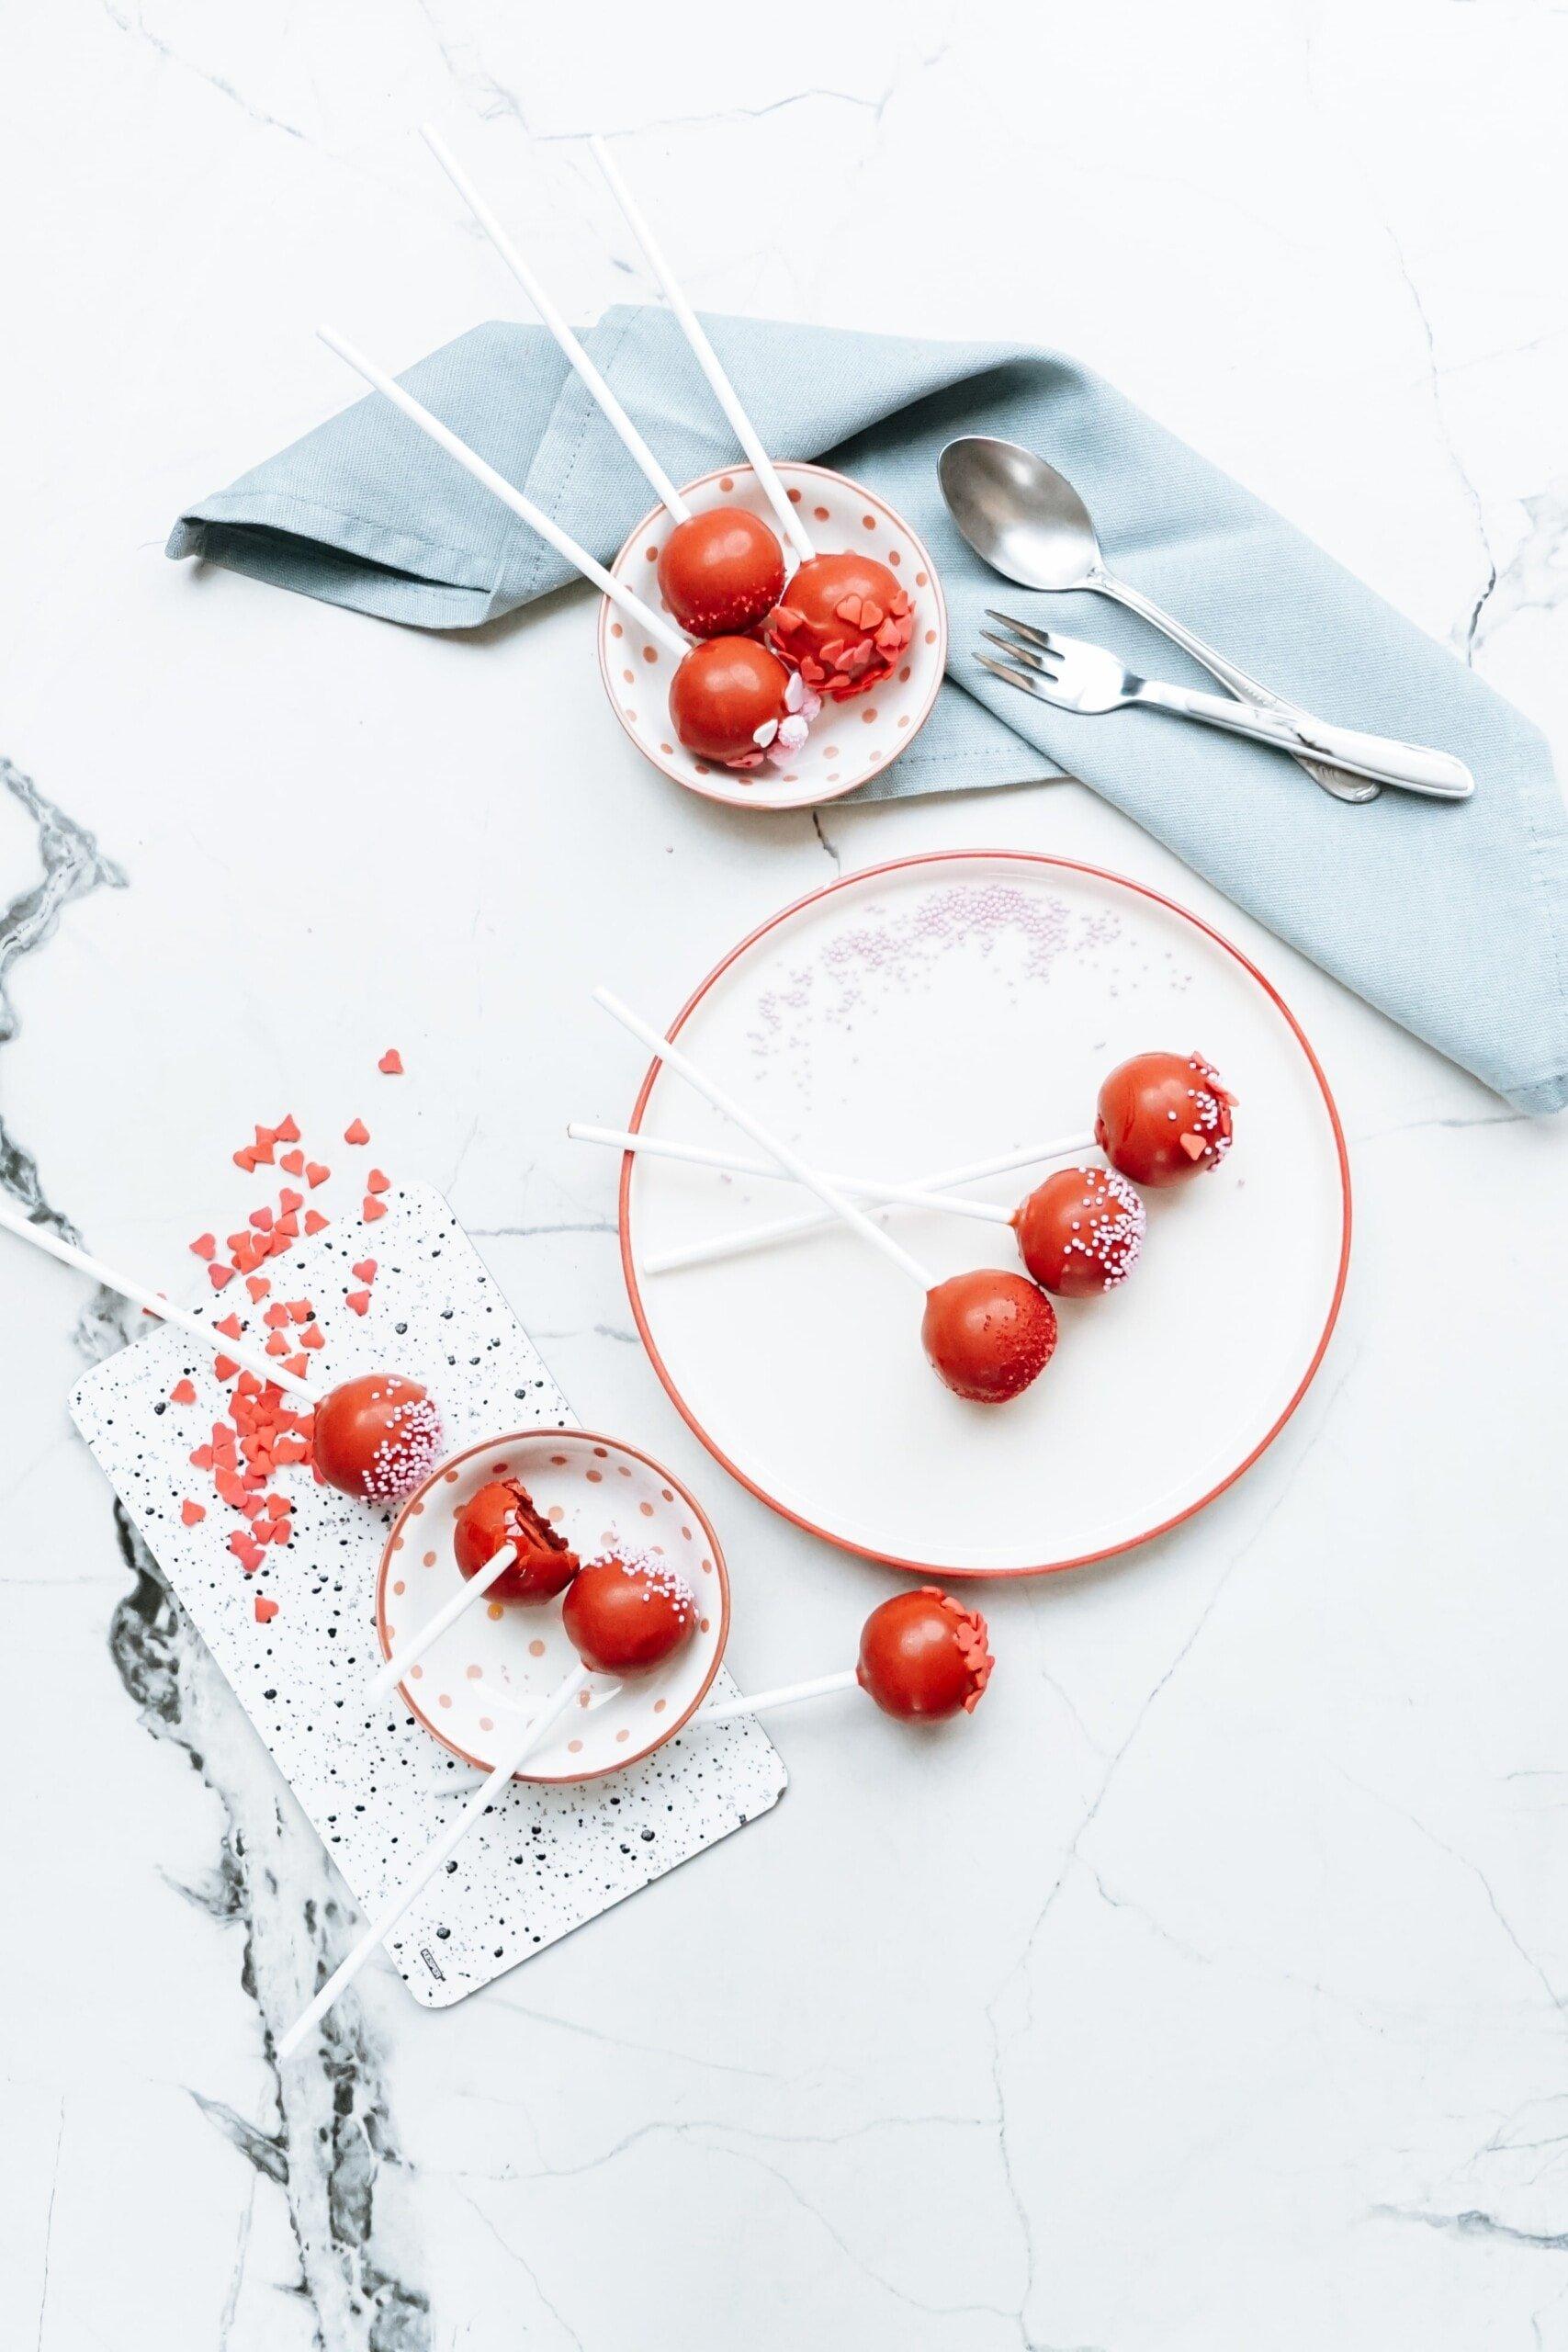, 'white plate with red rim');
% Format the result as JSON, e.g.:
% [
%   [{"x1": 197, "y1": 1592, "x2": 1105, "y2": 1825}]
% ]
[
  {"x1": 376, "y1": 1428, "x2": 730, "y2": 1781},
  {"x1": 615, "y1": 852, "x2": 1351, "y2": 1579},
  {"x1": 596, "y1": 460, "x2": 948, "y2": 812}
]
